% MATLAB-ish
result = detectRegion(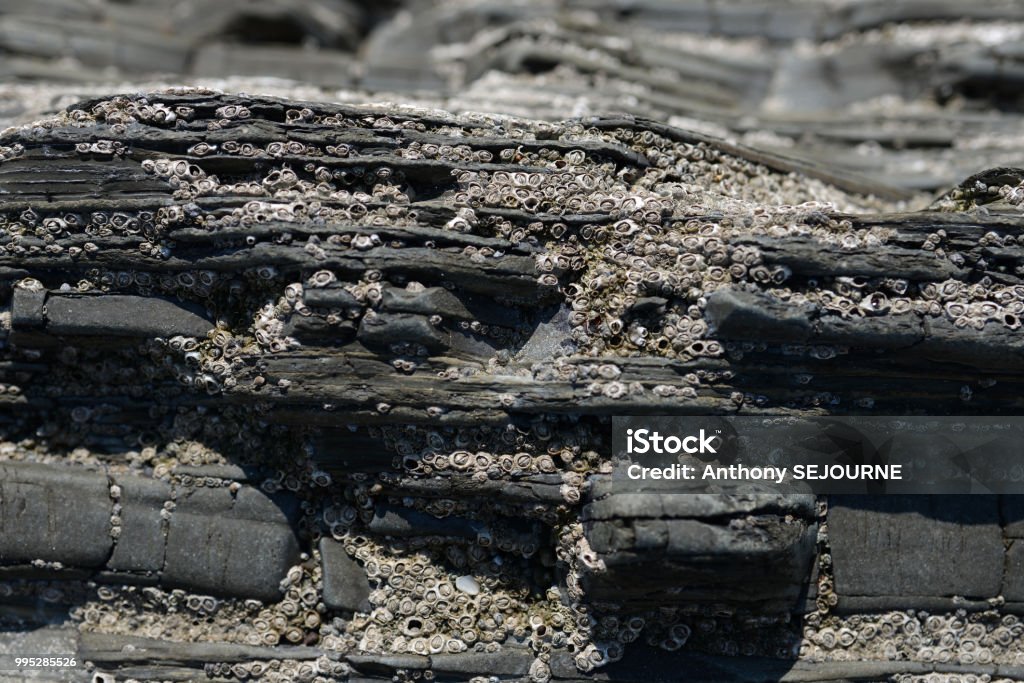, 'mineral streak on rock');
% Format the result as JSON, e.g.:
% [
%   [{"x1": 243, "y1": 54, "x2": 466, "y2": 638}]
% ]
[{"x1": 2, "y1": 89, "x2": 1024, "y2": 682}]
